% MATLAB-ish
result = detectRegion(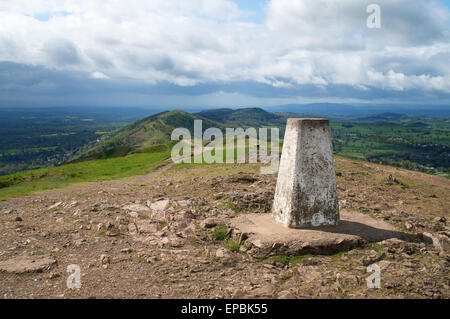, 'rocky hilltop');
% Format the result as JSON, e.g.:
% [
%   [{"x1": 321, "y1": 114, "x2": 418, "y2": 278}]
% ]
[{"x1": 0, "y1": 158, "x2": 448, "y2": 299}]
